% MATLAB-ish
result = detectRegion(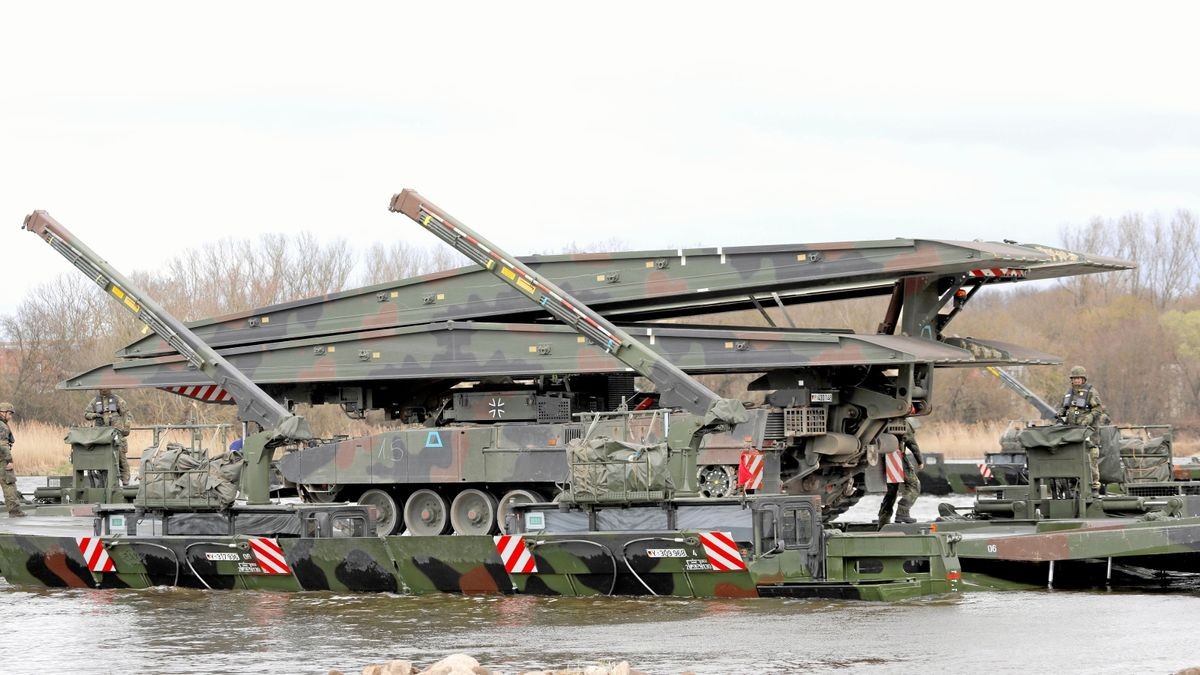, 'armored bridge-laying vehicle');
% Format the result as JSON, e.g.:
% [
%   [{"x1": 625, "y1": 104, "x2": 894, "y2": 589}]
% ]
[
  {"x1": 60, "y1": 194, "x2": 1132, "y2": 533},
  {"x1": 3, "y1": 205, "x2": 969, "y2": 601}
]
